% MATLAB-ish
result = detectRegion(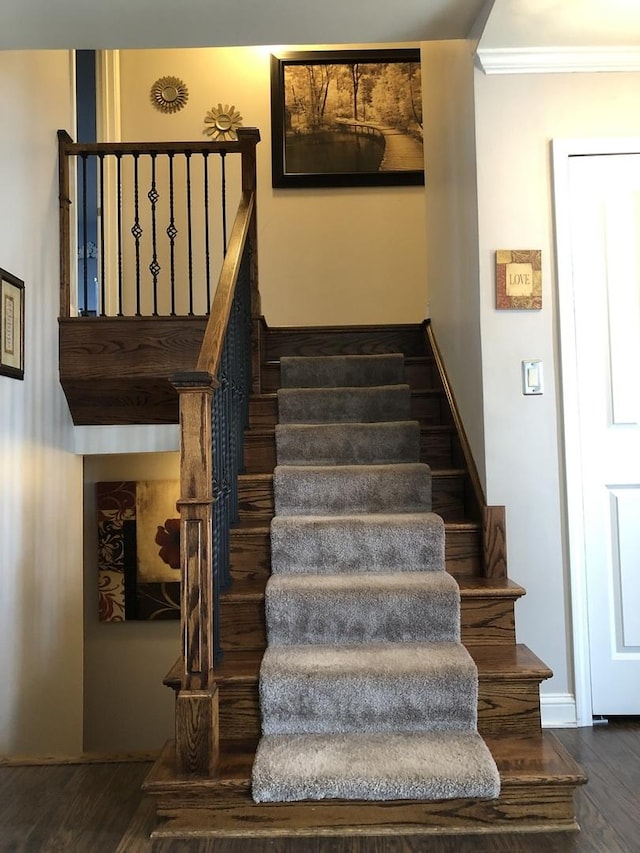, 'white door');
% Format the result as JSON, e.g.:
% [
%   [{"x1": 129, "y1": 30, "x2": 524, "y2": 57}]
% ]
[{"x1": 566, "y1": 153, "x2": 640, "y2": 716}]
